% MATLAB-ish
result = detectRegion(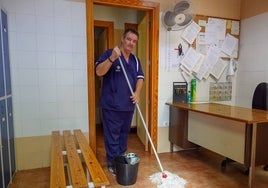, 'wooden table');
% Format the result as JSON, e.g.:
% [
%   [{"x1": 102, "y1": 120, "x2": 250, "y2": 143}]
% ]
[{"x1": 166, "y1": 102, "x2": 268, "y2": 188}]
